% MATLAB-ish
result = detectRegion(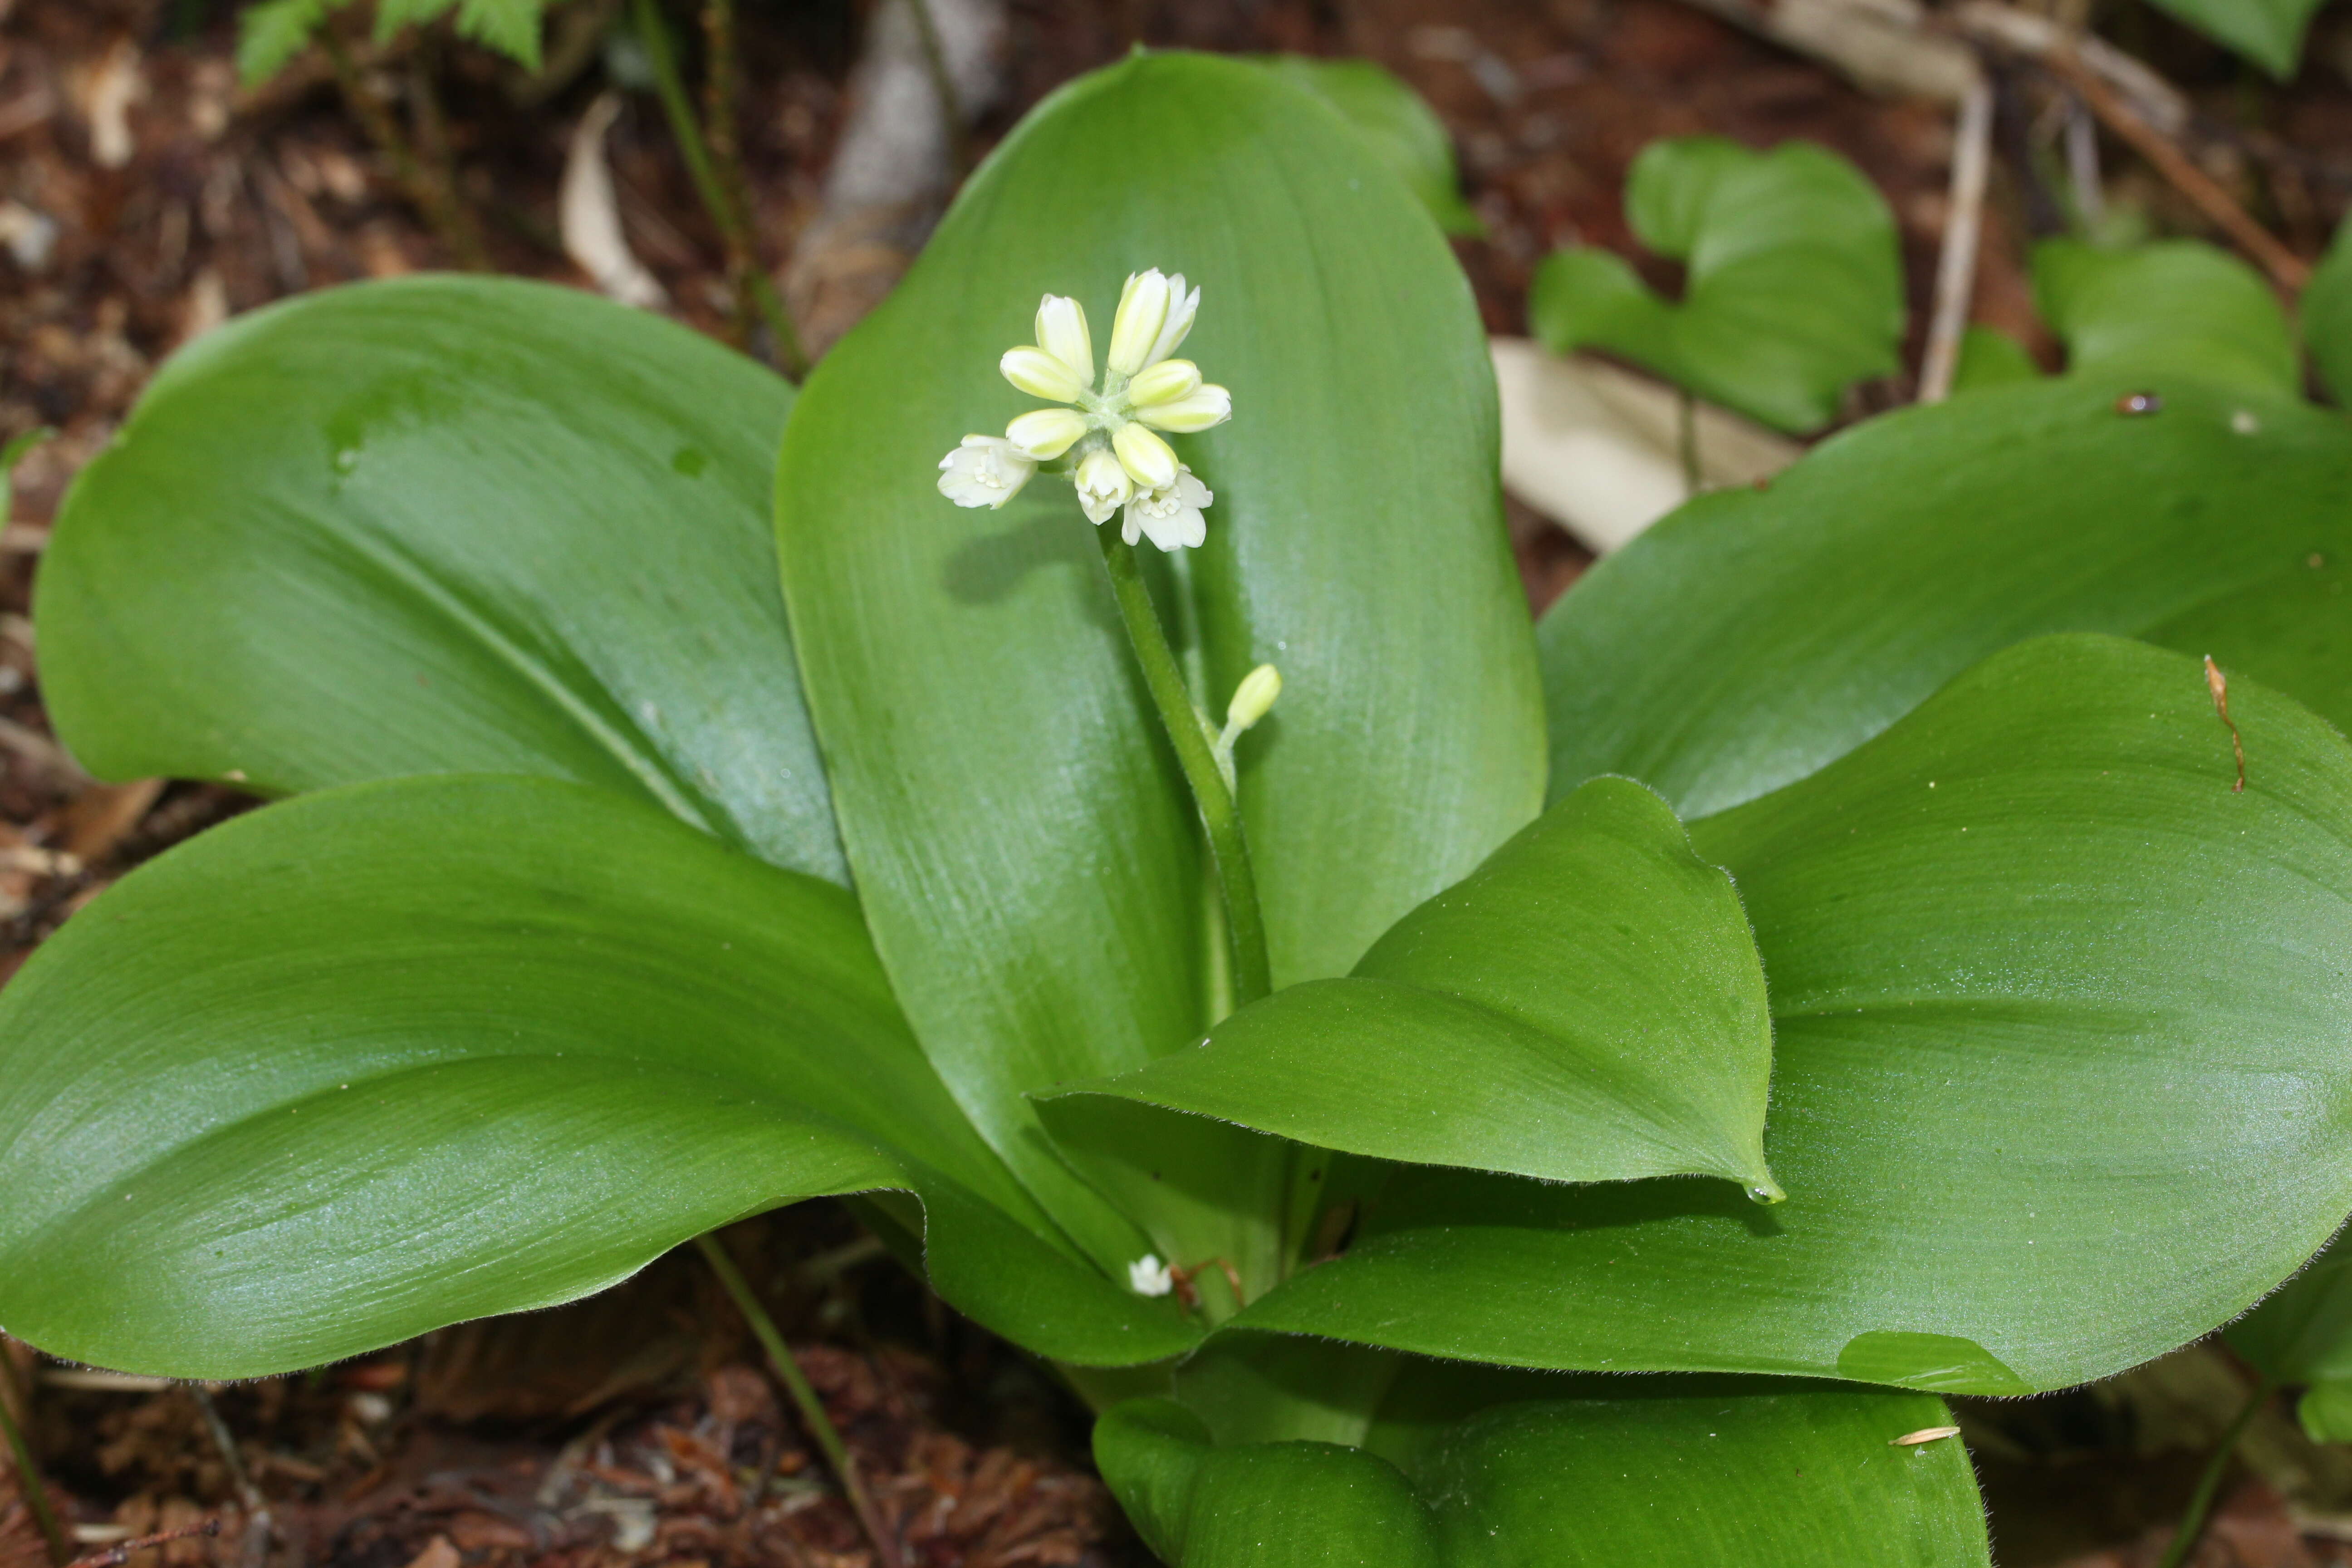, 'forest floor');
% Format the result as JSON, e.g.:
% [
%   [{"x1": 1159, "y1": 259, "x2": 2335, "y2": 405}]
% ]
[{"x1": 5, "y1": 0, "x2": 2352, "y2": 1563}]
